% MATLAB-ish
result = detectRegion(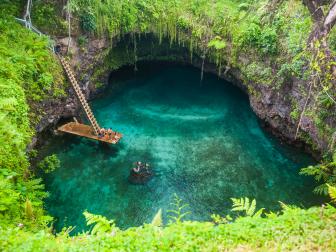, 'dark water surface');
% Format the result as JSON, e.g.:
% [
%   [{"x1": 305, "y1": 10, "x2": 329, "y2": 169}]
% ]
[{"x1": 42, "y1": 63, "x2": 321, "y2": 232}]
